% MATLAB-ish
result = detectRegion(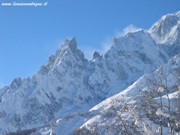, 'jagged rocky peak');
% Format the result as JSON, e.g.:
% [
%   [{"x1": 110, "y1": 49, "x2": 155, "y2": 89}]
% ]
[
  {"x1": 48, "y1": 55, "x2": 56, "y2": 65},
  {"x1": 113, "y1": 29, "x2": 149, "y2": 45},
  {"x1": 38, "y1": 37, "x2": 86, "y2": 74},
  {"x1": 10, "y1": 78, "x2": 22, "y2": 89},
  {"x1": 125, "y1": 29, "x2": 152, "y2": 42},
  {"x1": 110, "y1": 29, "x2": 154, "y2": 53},
  {"x1": 148, "y1": 11, "x2": 180, "y2": 58},
  {"x1": 151, "y1": 13, "x2": 179, "y2": 34},
  {"x1": 57, "y1": 37, "x2": 85, "y2": 58},
  {"x1": 54, "y1": 37, "x2": 78, "y2": 58},
  {"x1": 61, "y1": 37, "x2": 77, "y2": 52},
  {"x1": 149, "y1": 11, "x2": 180, "y2": 44},
  {"x1": 53, "y1": 37, "x2": 86, "y2": 63},
  {"x1": 92, "y1": 51, "x2": 101, "y2": 60}
]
